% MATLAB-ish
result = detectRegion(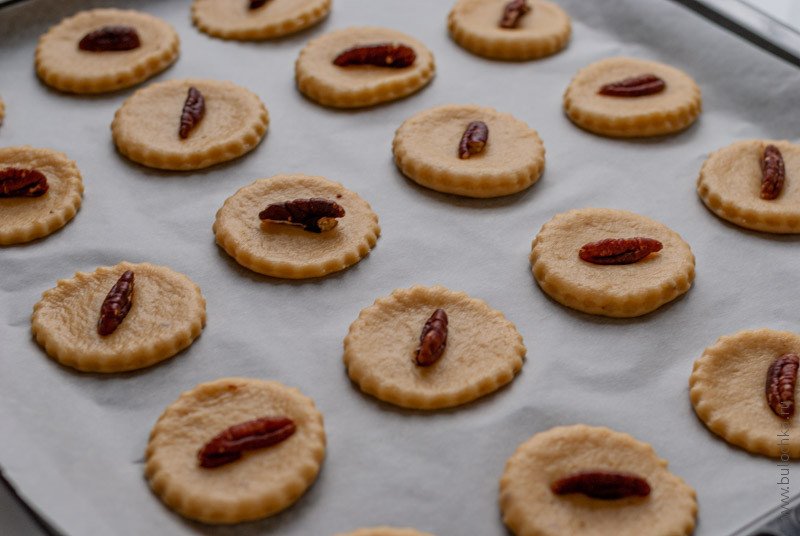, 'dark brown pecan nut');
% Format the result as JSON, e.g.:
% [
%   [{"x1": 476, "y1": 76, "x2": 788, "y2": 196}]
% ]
[
  {"x1": 97, "y1": 271, "x2": 135, "y2": 336},
  {"x1": 761, "y1": 144, "x2": 786, "y2": 200},
  {"x1": 415, "y1": 309, "x2": 448, "y2": 366},
  {"x1": 579, "y1": 237, "x2": 663, "y2": 265},
  {"x1": 179, "y1": 86, "x2": 205, "y2": 140},
  {"x1": 499, "y1": 0, "x2": 531, "y2": 29},
  {"x1": 551, "y1": 471, "x2": 651, "y2": 500},
  {"x1": 766, "y1": 353, "x2": 799, "y2": 418},
  {"x1": 259, "y1": 198, "x2": 345, "y2": 233},
  {"x1": 249, "y1": 0, "x2": 269, "y2": 8},
  {"x1": 598, "y1": 74, "x2": 666, "y2": 97},
  {"x1": 198, "y1": 417, "x2": 296, "y2": 468},
  {"x1": 0, "y1": 168, "x2": 48, "y2": 197},
  {"x1": 333, "y1": 43, "x2": 416, "y2": 68},
  {"x1": 458, "y1": 121, "x2": 489, "y2": 159},
  {"x1": 78, "y1": 26, "x2": 141, "y2": 52}
]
